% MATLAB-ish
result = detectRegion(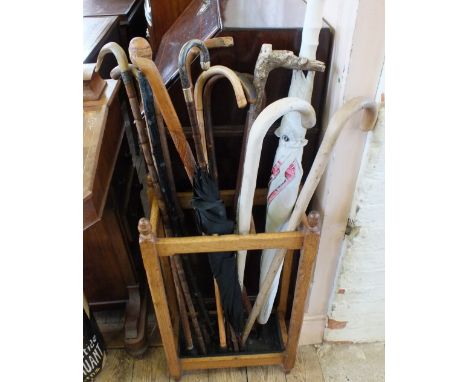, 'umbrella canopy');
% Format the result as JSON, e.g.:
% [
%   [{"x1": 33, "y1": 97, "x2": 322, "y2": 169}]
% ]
[{"x1": 192, "y1": 167, "x2": 244, "y2": 335}]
